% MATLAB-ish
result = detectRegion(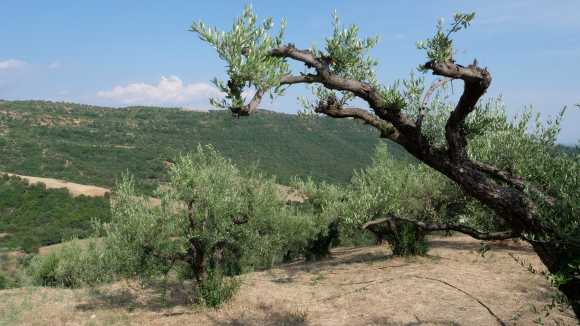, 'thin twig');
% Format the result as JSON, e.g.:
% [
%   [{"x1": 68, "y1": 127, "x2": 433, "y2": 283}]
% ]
[
  {"x1": 416, "y1": 77, "x2": 454, "y2": 128},
  {"x1": 270, "y1": 85, "x2": 291, "y2": 104}
]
